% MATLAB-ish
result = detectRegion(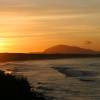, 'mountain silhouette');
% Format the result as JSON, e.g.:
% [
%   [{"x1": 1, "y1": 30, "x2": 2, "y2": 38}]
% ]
[{"x1": 44, "y1": 45, "x2": 96, "y2": 54}]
